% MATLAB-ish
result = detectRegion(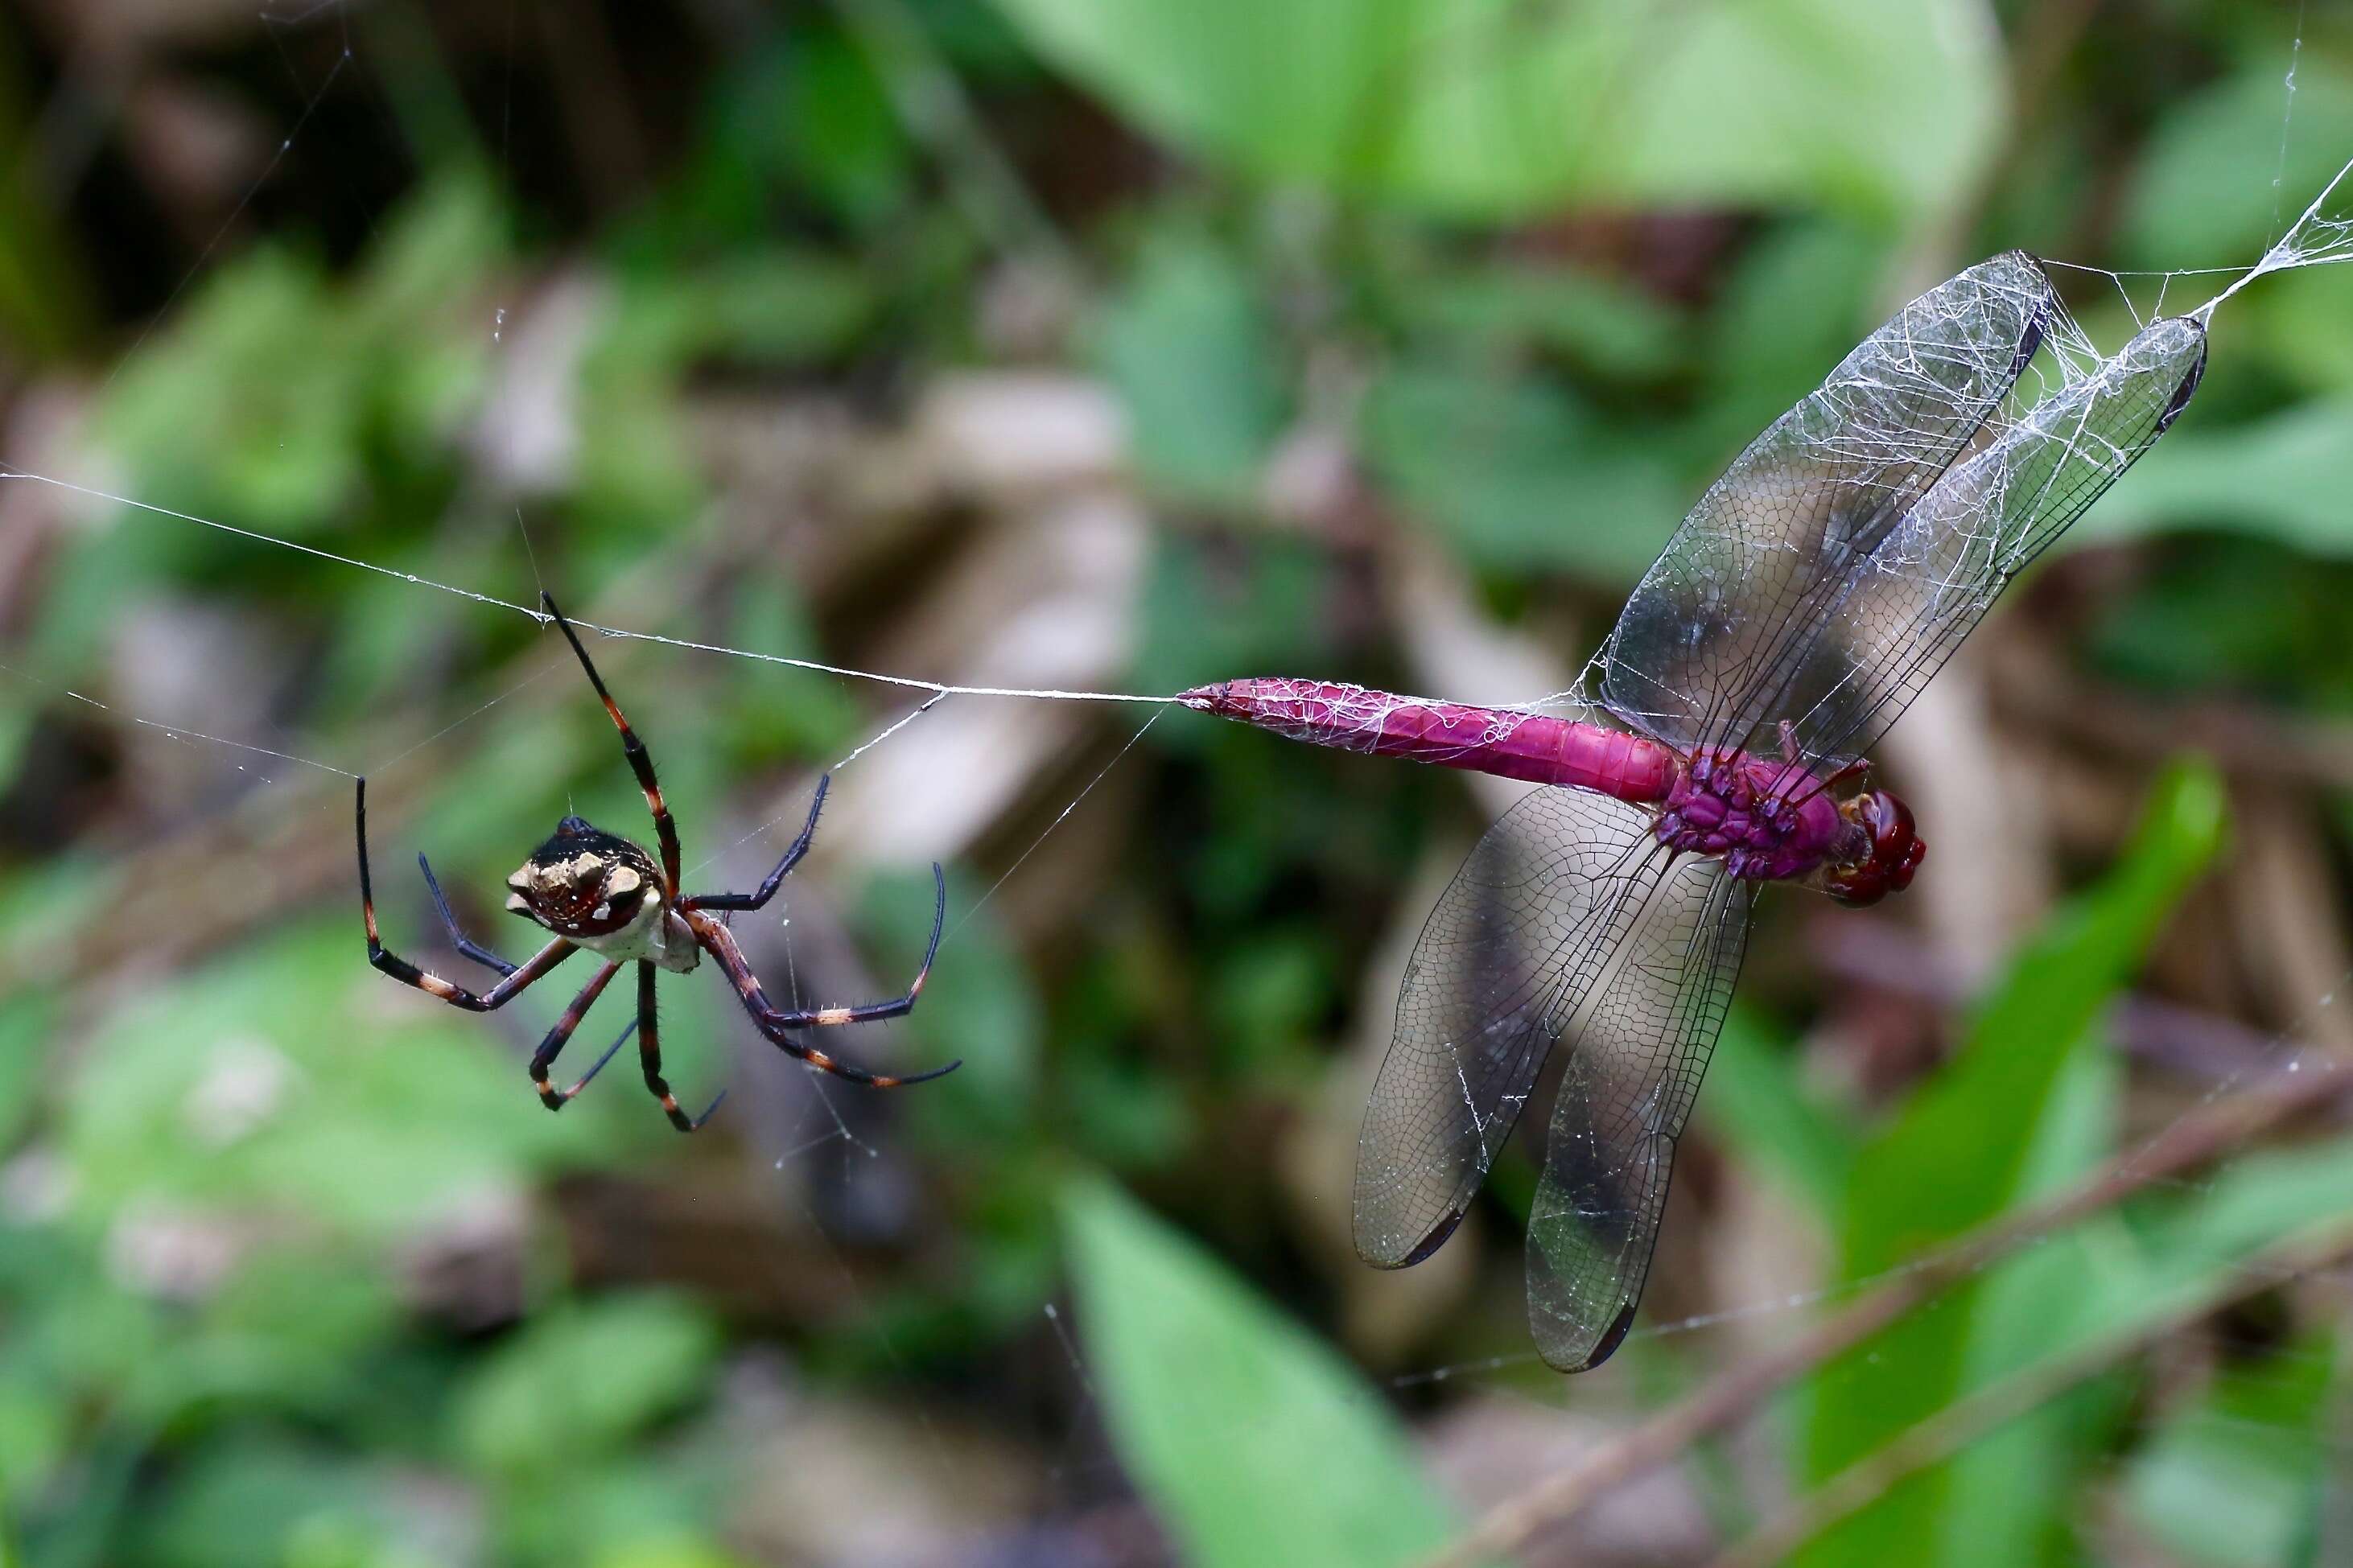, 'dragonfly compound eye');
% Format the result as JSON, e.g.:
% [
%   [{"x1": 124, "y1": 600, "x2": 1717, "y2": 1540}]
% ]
[{"x1": 1820, "y1": 788, "x2": 1922, "y2": 907}]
